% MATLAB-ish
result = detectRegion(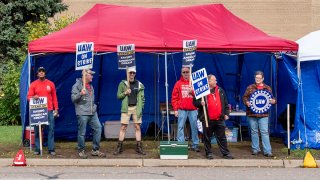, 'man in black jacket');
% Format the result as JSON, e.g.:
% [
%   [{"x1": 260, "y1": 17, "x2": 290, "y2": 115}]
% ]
[{"x1": 193, "y1": 74, "x2": 234, "y2": 159}]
